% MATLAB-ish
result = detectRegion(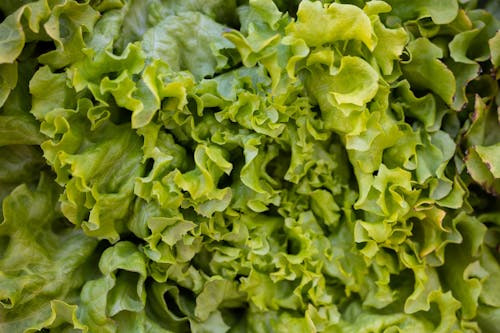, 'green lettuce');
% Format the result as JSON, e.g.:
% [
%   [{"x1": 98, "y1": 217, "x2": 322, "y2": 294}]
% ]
[{"x1": 1, "y1": 0, "x2": 499, "y2": 332}]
